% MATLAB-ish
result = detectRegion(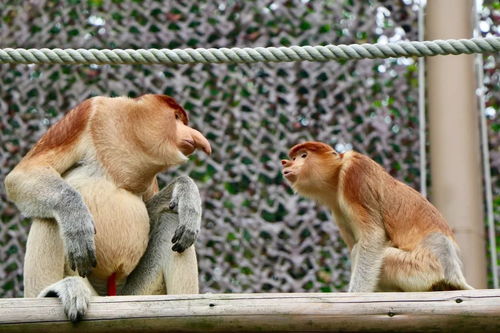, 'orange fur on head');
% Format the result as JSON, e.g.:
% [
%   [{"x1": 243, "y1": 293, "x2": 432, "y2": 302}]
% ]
[
  {"x1": 288, "y1": 141, "x2": 334, "y2": 159},
  {"x1": 282, "y1": 142, "x2": 341, "y2": 200},
  {"x1": 152, "y1": 95, "x2": 189, "y2": 125},
  {"x1": 16, "y1": 94, "x2": 211, "y2": 196}
]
